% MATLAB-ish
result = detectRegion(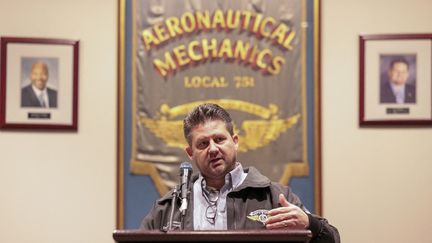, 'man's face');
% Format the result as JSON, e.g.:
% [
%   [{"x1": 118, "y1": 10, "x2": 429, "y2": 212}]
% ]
[
  {"x1": 388, "y1": 62, "x2": 409, "y2": 86},
  {"x1": 185, "y1": 120, "x2": 239, "y2": 183},
  {"x1": 30, "y1": 63, "x2": 49, "y2": 90}
]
